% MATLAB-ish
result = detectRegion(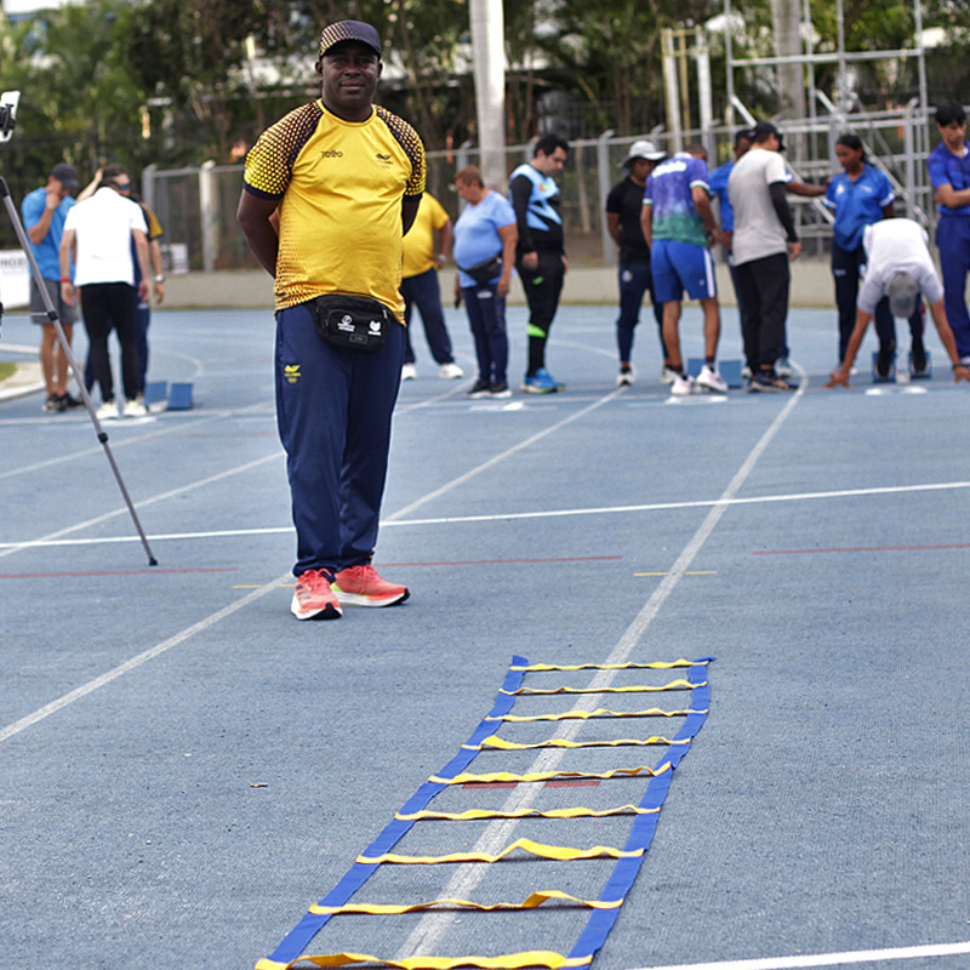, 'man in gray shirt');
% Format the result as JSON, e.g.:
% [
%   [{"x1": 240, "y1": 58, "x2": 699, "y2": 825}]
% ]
[{"x1": 728, "y1": 121, "x2": 802, "y2": 391}]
